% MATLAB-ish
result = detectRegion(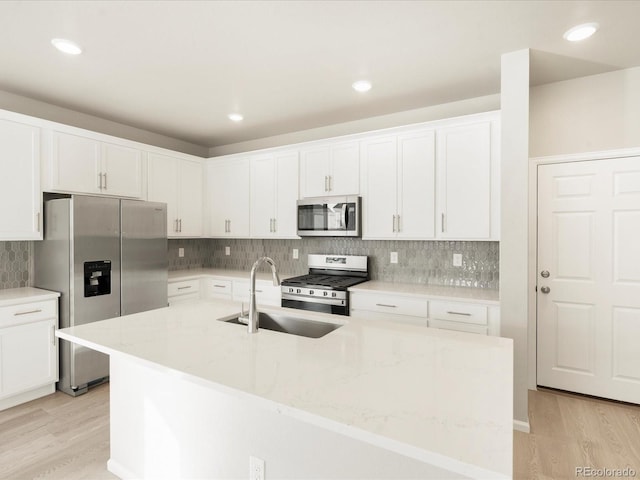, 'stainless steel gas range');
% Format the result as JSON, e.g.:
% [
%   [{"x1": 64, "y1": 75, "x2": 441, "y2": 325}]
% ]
[{"x1": 281, "y1": 254, "x2": 368, "y2": 316}]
